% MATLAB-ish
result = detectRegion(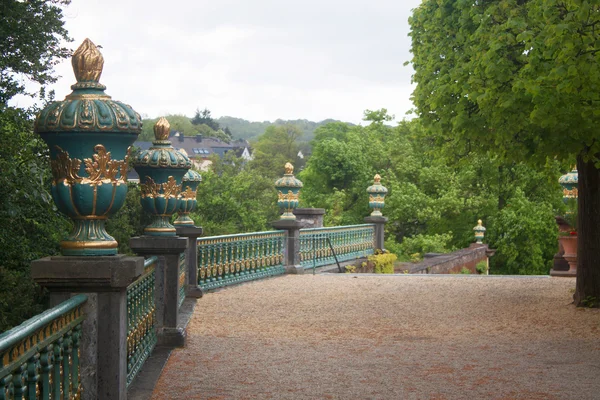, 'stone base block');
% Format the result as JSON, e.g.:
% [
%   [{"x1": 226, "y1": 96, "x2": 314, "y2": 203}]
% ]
[
  {"x1": 158, "y1": 327, "x2": 186, "y2": 348},
  {"x1": 31, "y1": 255, "x2": 144, "y2": 291},
  {"x1": 185, "y1": 285, "x2": 203, "y2": 298},
  {"x1": 550, "y1": 269, "x2": 576, "y2": 278},
  {"x1": 175, "y1": 226, "x2": 203, "y2": 237},
  {"x1": 285, "y1": 265, "x2": 305, "y2": 275}
]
